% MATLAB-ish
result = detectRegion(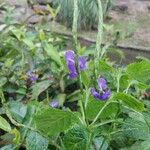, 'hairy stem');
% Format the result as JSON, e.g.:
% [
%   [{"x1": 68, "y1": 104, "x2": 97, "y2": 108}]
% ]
[
  {"x1": 72, "y1": 0, "x2": 78, "y2": 50},
  {"x1": 94, "y1": 0, "x2": 103, "y2": 78}
]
